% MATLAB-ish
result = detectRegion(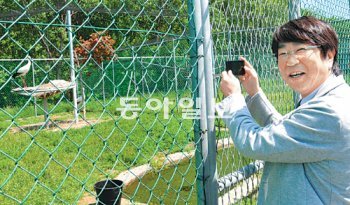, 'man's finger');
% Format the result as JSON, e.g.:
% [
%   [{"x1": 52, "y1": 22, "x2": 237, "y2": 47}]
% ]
[
  {"x1": 221, "y1": 71, "x2": 228, "y2": 78},
  {"x1": 243, "y1": 66, "x2": 253, "y2": 75},
  {"x1": 239, "y1": 56, "x2": 254, "y2": 69},
  {"x1": 227, "y1": 70, "x2": 234, "y2": 77},
  {"x1": 238, "y1": 75, "x2": 246, "y2": 81}
]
